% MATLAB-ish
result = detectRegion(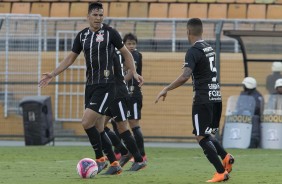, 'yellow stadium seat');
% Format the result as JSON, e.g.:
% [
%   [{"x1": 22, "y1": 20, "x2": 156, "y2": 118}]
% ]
[
  {"x1": 70, "y1": 3, "x2": 88, "y2": 17},
  {"x1": 197, "y1": 0, "x2": 216, "y2": 2},
  {"x1": 236, "y1": 0, "x2": 255, "y2": 3},
  {"x1": 247, "y1": 4, "x2": 266, "y2": 19},
  {"x1": 129, "y1": 2, "x2": 148, "y2": 17},
  {"x1": 216, "y1": 0, "x2": 235, "y2": 3},
  {"x1": 0, "y1": 2, "x2": 11, "y2": 13},
  {"x1": 11, "y1": 3, "x2": 30, "y2": 14},
  {"x1": 149, "y1": 3, "x2": 168, "y2": 18},
  {"x1": 208, "y1": 4, "x2": 227, "y2": 19},
  {"x1": 109, "y1": 2, "x2": 128, "y2": 17},
  {"x1": 50, "y1": 3, "x2": 70, "y2": 17},
  {"x1": 158, "y1": 0, "x2": 177, "y2": 2},
  {"x1": 188, "y1": 3, "x2": 208, "y2": 18},
  {"x1": 227, "y1": 4, "x2": 247, "y2": 19},
  {"x1": 267, "y1": 5, "x2": 282, "y2": 19},
  {"x1": 31, "y1": 2, "x2": 50, "y2": 17},
  {"x1": 138, "y1": 0, "x2": 158, "y2": 2},
  {"x1": 168, "y1": 3, "x2": 188, "y2": 18},
  {"x1": 177, "y1": 0, "x2": 197, "y2": 2}
]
